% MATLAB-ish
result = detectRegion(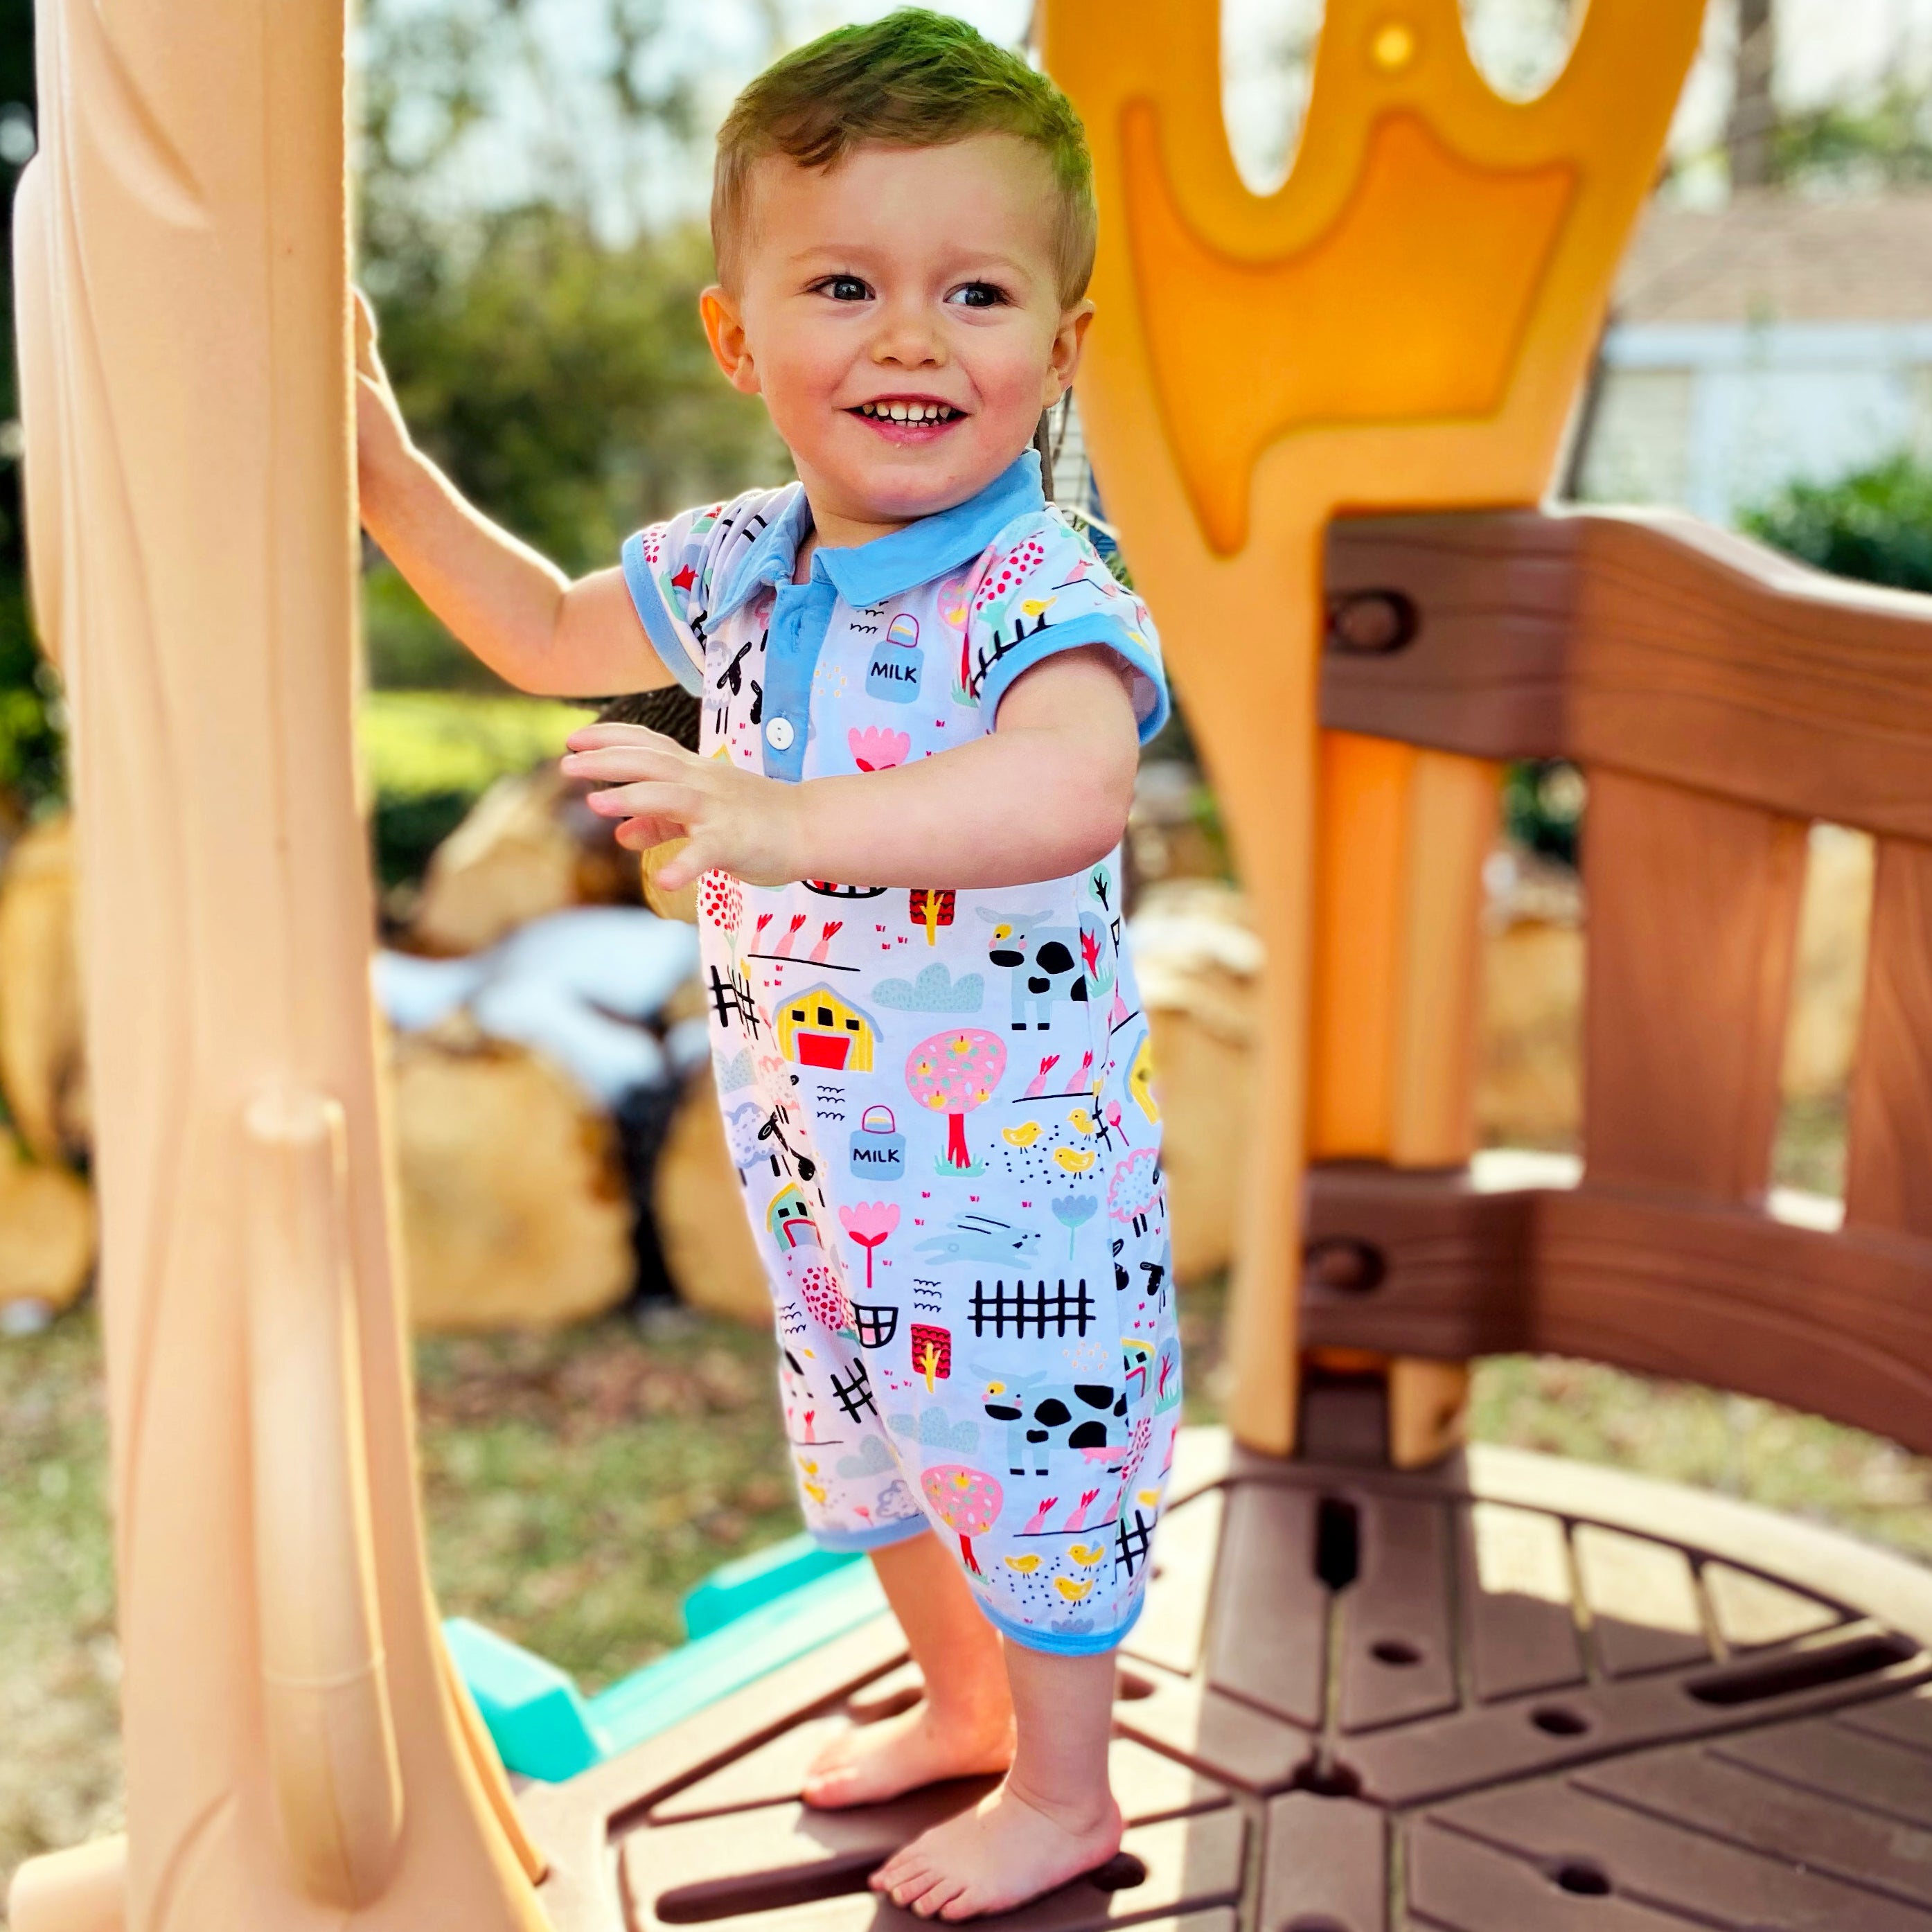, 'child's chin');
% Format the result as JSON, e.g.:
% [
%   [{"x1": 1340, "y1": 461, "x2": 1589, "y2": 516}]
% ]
[{"x1": 835, "y1": 445, "x2": 1025, "y2": 522}]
